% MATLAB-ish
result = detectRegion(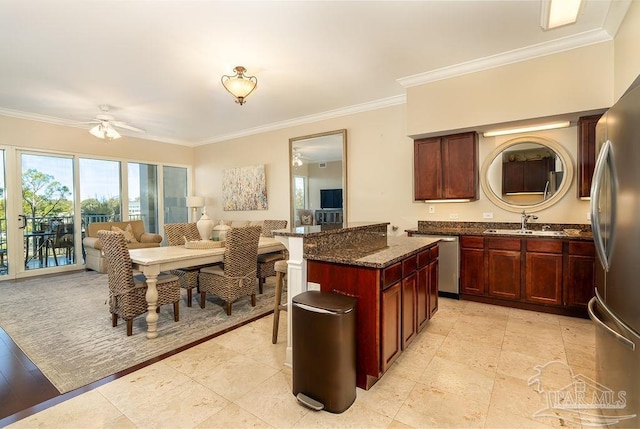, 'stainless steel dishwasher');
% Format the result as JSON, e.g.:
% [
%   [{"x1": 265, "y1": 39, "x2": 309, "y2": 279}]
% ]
[{"x1": 412, "y1": 234, "x2": 459, "y2": 297}]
